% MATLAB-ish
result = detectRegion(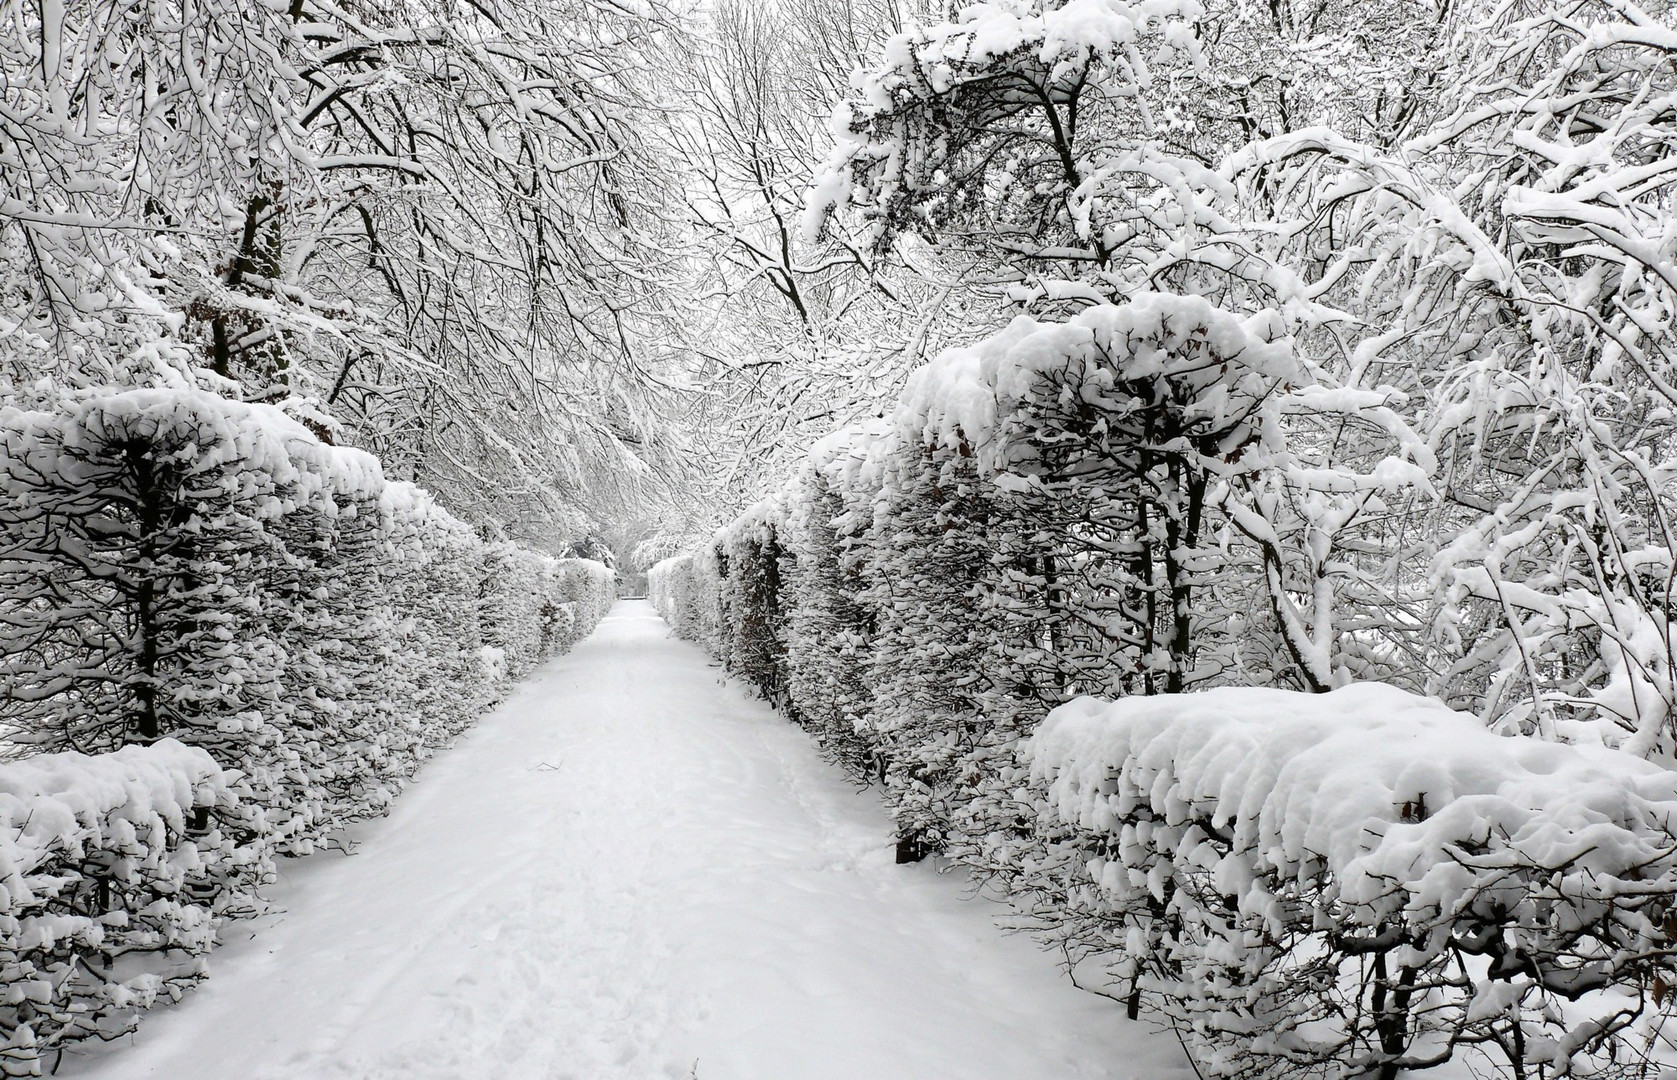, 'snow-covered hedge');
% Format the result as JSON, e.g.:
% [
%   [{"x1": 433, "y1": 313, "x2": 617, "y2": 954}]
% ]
[
  {"x1": 648, "y1": 554, "x2": 694, "y2": 635},
  {"x1": 649, "y1": 549, "x2": 721, "y2": 649},
  {"x1": 1028, "y1": 684, "x2": 1677, "y2": 1079},
  {"x1": 776, "y1": 428, "x2": 881, "y2": 779},
  {"x1": 651, "y1": 293, "x2": 1677, "y2": 1077},
  {"x1": 0, "y1": 384, "x2": 612, "y2": 1066},
  {"x1": 0, "y1": 386, "x2": 611, "y2": 855},
  {"x1": 712, "y1": 500, "x2": 792, "y2": 708},
  {"x1": 553, "y1": 558, "x2": 616, "y2": 654},
  {"x1": 661, "y1": 296, "x2": 1333, "y2": 855},
  {"x1": 0, "y1": 740, "x2": 268, "y2": 1074},
  {"x1": 385, "y1": 482, "x2": 497, "y2": 751}
]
